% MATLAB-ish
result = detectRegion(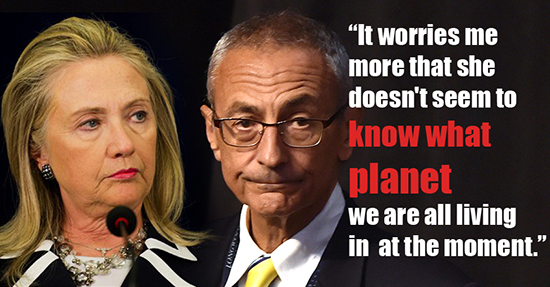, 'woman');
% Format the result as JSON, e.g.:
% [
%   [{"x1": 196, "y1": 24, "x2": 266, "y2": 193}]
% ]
[{"x1": 0, "y1": 17, "x2": 203, "y2": 286}]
